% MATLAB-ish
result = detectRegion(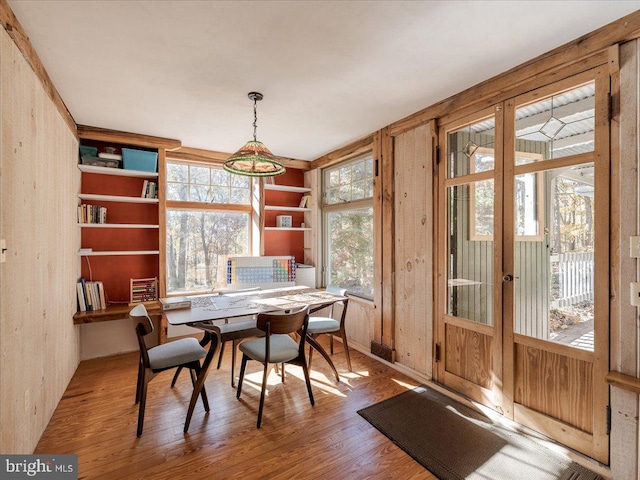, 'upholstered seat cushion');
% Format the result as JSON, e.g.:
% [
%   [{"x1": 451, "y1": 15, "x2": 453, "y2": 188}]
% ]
[
  {"x1": 148, "y1": 337, "x2": 206, "y2": 370},
  {"x1": 307, "y1": 317, "x2": 340, "y2": 334},
  {"x1": 239, "y1": 334, "x2": 299, "y2": 363}
]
